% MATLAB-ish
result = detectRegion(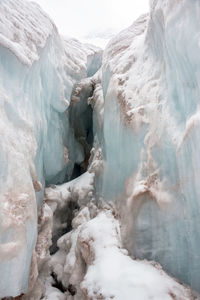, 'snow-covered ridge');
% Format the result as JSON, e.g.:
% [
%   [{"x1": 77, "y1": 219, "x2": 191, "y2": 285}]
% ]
[
  {"x1": 63, "y1": 38, "x2": 102, "y2": 80},
  {"x1": 0, "y1": 0, "x2": 55, "y2": 66},
  {"x1": 103, "y1": 14, "x2": 148, "y2": 73},
  {"x1": 0, "y1": 0, "x2": 102, "y2": 69}
]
